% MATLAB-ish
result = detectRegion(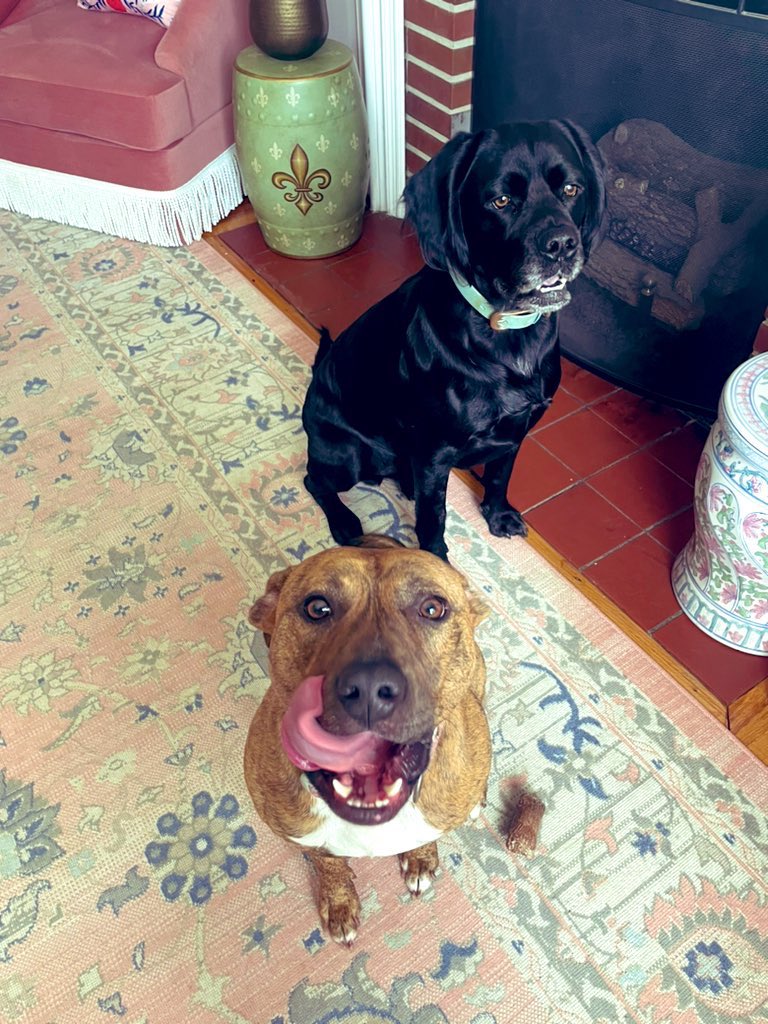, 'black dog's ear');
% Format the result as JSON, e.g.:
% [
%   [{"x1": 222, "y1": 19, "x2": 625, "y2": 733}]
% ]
[
  {"x1": 552, "y1": 120, "x2": 607, "y2": 259},
  {"x1": 403, "y1": 131, "x2": 483, "y2": 271}
]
